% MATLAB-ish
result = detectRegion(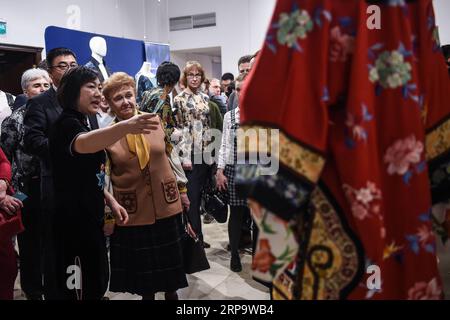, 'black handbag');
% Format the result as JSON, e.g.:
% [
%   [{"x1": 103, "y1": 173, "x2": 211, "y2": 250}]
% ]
[
  {"x1": 181, "y1": 213, "x2": 210, "y2": 274},
  {"x1": 201, "y1": 167, "x2": 229, "y2": 223},
  {"x1": 203, "y1": 188, "x2": 228, "y2": 223}
]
